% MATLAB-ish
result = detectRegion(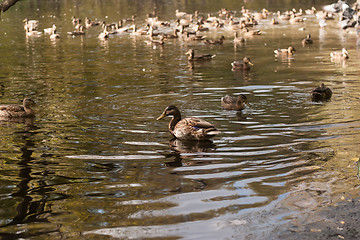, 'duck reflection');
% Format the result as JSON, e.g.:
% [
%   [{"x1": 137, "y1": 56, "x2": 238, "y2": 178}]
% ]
[
  {"x1": 164, "y1": 138, "x2": 216, "y2": 167},
  {"x1": 0, "y1": 123, "x2": 59, "y2": 238}
]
